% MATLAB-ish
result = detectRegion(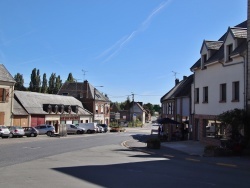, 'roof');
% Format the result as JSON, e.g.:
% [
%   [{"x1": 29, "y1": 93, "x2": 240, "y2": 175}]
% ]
[
  {"x1": 161, "y1": 75, "x2": 193, "y2": 102},
  {"x1": 205, "y1": 41, "x2": 223, "y2": 50},
  {"x1": 230, "y1": 27, "x2": 247, "y2": 38},
  {"x1": 0, "y1": 64, "x2": 15, "y2": 83},
  {"x1": 190, "y1": 20, "x2": 247, "y2": 71},
  {"x1": 14, "y1": 90, "x2": 92, "y2": 115},
  {"x1": 58, "y1": 80, "x2": 110, "y2": 102},
  {"x1": 13, "y1": 98, "x2": 29, "y2": 115}
]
